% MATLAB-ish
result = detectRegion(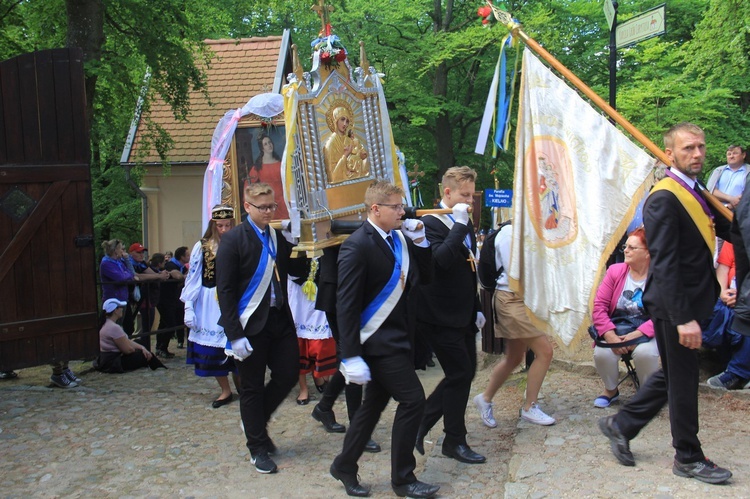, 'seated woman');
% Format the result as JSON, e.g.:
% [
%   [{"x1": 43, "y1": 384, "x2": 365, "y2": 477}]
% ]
[
  {"x1": 702, "y1": 241, "x2": 750, "y2": 389},
  {"x1": 96, "y1": 298, "x2": 166, "y2": 373},
  {"x1": 591, "y1": 227, "x2": 660, "y2": 407}
]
